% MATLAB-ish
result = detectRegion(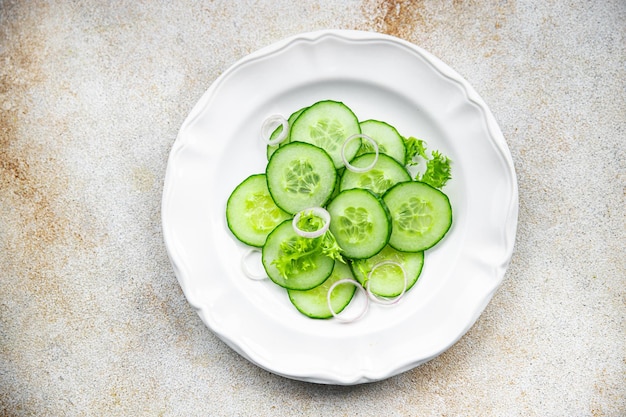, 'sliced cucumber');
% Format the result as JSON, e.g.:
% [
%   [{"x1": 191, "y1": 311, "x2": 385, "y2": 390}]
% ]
[
  {"x1": 266, "y1": 141, "x2": 337, "y2": 214},
  {"x1": 226, "y1": 174, "x2": 291, "y2": 247},
  {"x1": 383, "y1": 181, "x2": 452, "y2": 252},
  {"x1": 351, "y1": 245, "x2": 424, "y2": 297},
  {"x1": 326, "y1": 188, "x2": 391, "y2": 259},
  {"x1": 357, "y1": 119, "x2": 407, "y2": 164},
  {"x1": 290, "y1": 100, "x2": 361, "y2": 169},
  {"x1": 339, "y1": 153, "x2": 411, "y2": 196},
  {"x1": 262, "y1": 220, "x2": 335, "y2": 290},
  {"x1": 225, "y1": 99, "x2": 455, "y2": 320},
  {"x1": 266, "y1": 106, "x2": 308, "y2": 160},
  {"x1": 287, "y1": 261, "x2": 356, "y2": 319}
]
